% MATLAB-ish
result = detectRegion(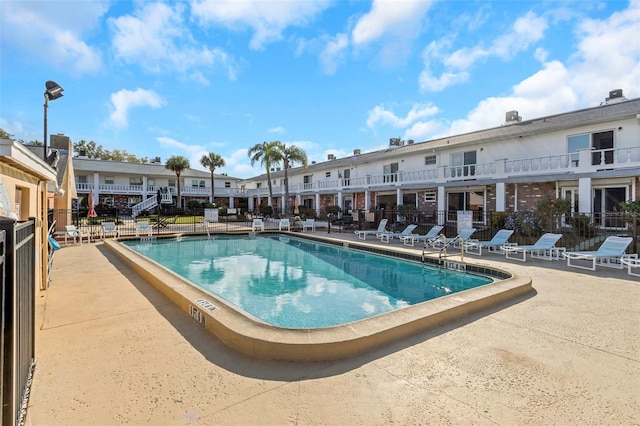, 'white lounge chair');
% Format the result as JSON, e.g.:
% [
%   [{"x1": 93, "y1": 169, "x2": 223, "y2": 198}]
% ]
[
  {"x1": 400, "y1": 225, "x2": 443, "y2": 247},
  {"x1": 502, "y1": 233, "x2": 564, "y2": 262},
  {"x1": 354, "y1": 218, "x2": 388, "y2": 240},
  {"x1": 376, "y1": 224, "x2": 417, "y2": 243},
  {"x1": 563, "y1": 236, "x2": 636, "y2": 271},
  {"x1": 252, "y1": 218, "x2": 265, "y2": 231},
  {"x1": 101, "y1": 221, "x2": 119, "y2": 239},
  {"x1": 279, "y1": 218, "x2": 291, "y2": 231},
  {"x1": 136, "y1": 221, "x2": 152, "y2": 237},
  {"x1": 464, "y1": 229, "x2": 514, "y2": 255},
  {"x1": 621, "y1": 257, "x2": 640, "y2": 277},
  {"x1": 302, "y1": 218, "x2": 315, "y2": 232},
  {"x1": 64, "y1": 225, "x2": 90, "y2": 245},
  {"x1": 433, "y1": 228, "x2": 477, "y2": 249}
]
